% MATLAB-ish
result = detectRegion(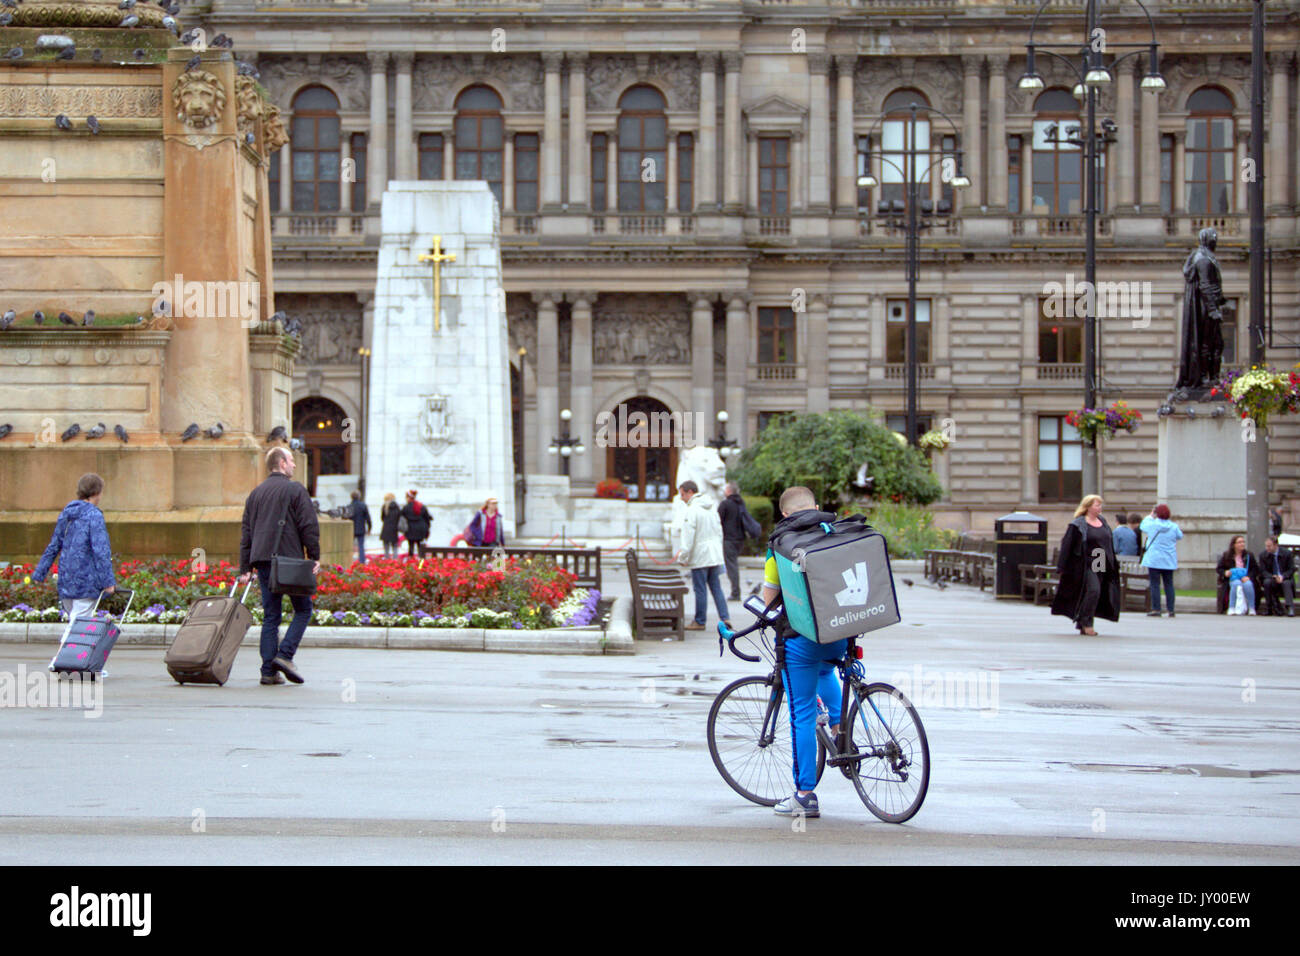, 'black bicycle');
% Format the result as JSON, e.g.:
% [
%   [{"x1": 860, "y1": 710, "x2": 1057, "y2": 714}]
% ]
[{"x1": 706, "y1": 596, "x2": 930, "y2": 823}]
